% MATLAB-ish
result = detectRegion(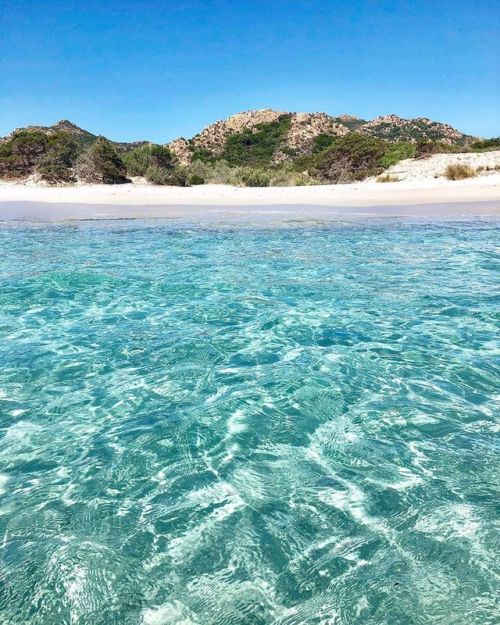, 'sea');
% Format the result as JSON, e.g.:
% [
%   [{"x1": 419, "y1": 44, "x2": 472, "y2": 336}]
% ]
[{"x1": 0, "y1": 218, "x2": 498, "y2": 624}]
